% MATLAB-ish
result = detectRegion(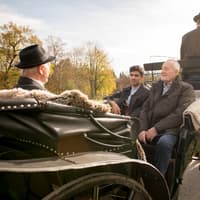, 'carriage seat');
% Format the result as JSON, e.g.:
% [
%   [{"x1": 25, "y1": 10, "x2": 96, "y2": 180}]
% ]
[{"x1": 183, "y1": 98, "x2": 200, "y2": 134}]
